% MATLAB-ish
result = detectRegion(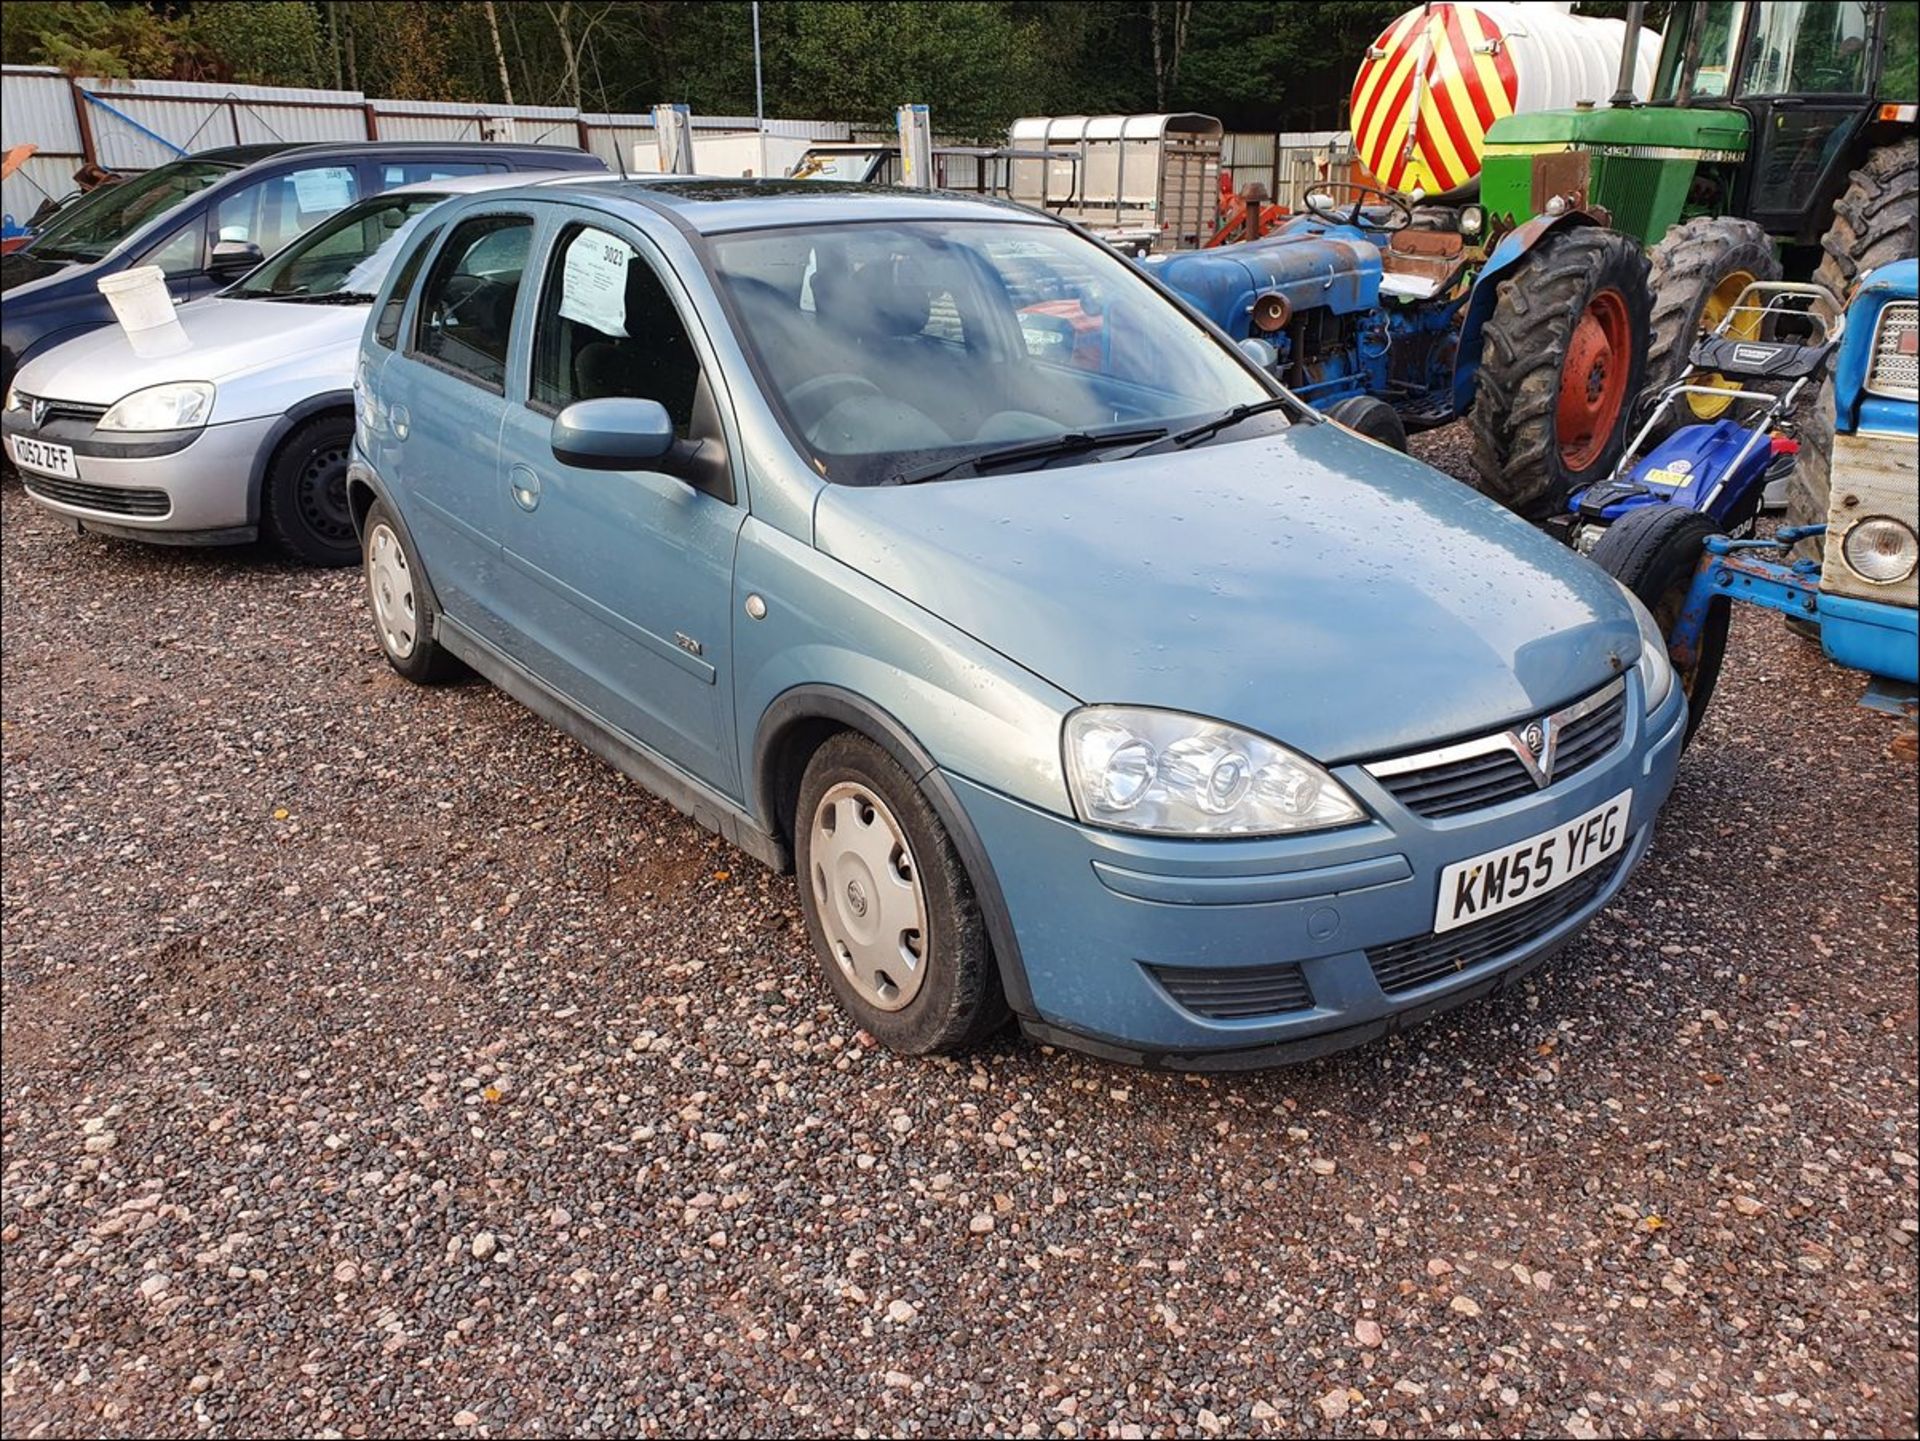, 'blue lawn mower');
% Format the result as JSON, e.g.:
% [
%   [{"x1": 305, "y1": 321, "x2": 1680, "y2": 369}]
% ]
[
  {"x1": 1563, "y1": 282, "x2": 1838, "y2": 559},
  {"x1": 1587, "y1": 264, "x2": 1920, "y2": 744}
]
